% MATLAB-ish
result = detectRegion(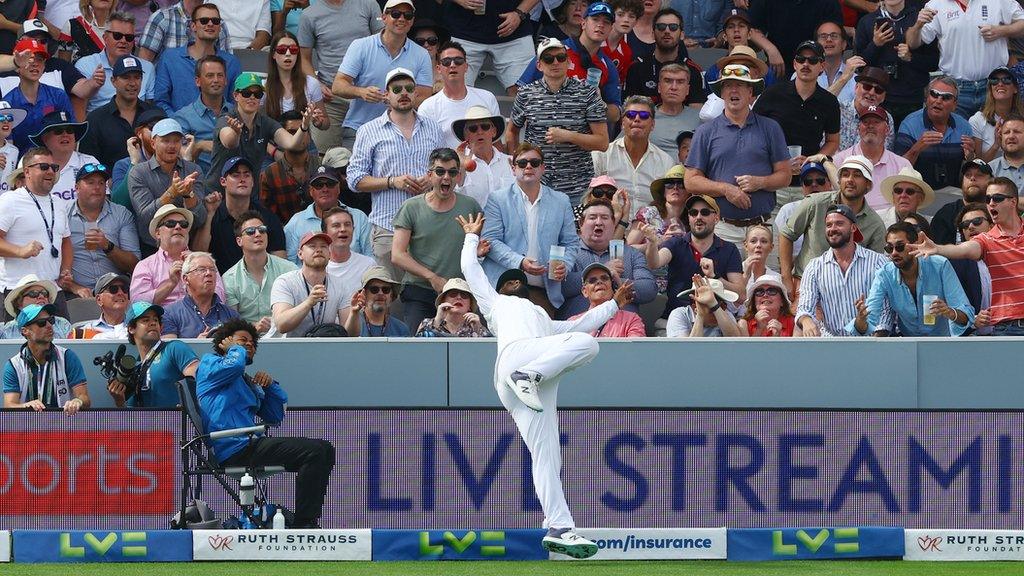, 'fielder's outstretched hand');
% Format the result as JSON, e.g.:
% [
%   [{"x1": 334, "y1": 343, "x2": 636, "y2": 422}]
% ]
[
  {"x1": 456, "y1": 213, "x2": 485, "y2": 235},
  {"x1": 613, "y1": 280, "x2": 635, "y2": 308}
]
